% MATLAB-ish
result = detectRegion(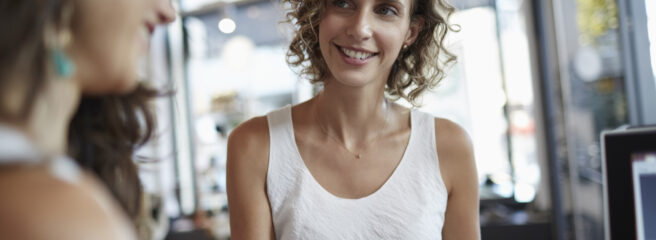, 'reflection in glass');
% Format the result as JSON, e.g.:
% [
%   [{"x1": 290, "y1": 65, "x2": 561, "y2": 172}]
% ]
[{"x1": 556, "y1": 0, "x2": 630, "y2": 238}]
